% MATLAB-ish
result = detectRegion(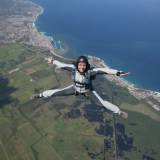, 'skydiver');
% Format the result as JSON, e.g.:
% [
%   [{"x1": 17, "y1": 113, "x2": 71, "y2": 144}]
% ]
[{"x1": 31, "y1": 56, "x2": 129, "y2": 119}]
